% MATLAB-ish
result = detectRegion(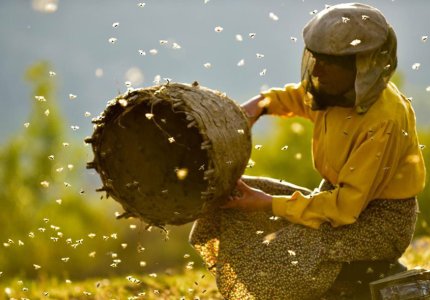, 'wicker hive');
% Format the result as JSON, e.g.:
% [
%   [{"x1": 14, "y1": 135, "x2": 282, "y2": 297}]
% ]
[{"x1": 86, "y1": 82, "x2": 252, "y2": 226}]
